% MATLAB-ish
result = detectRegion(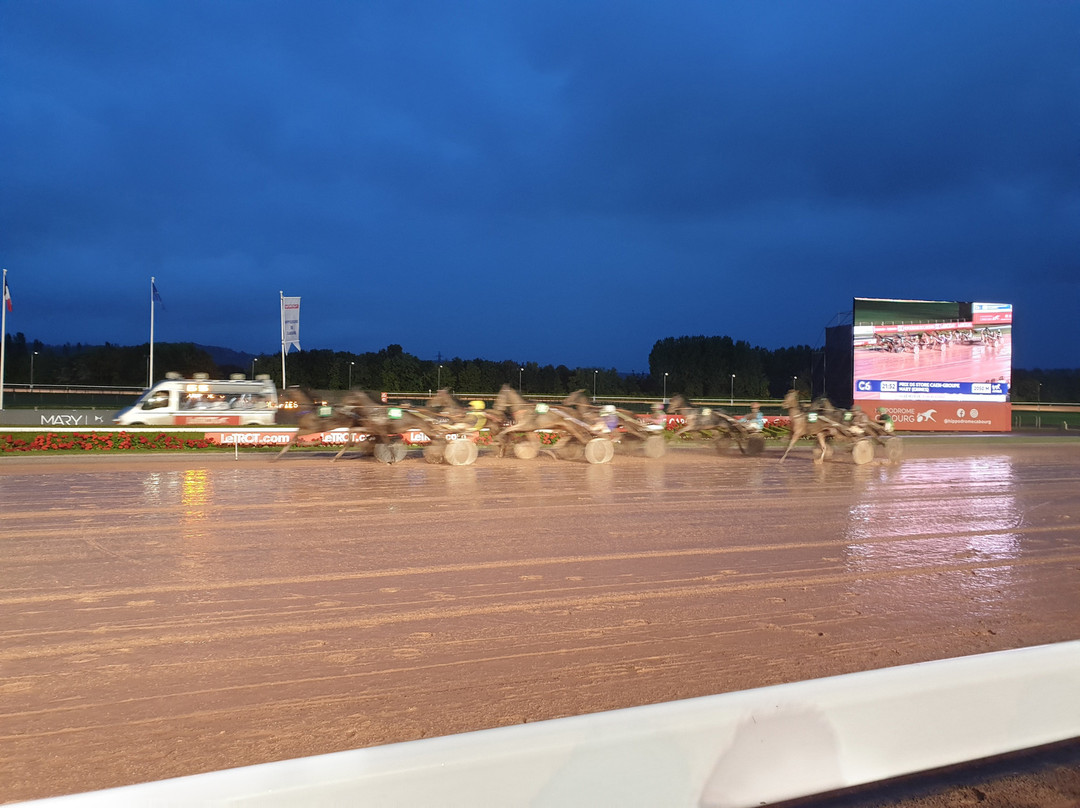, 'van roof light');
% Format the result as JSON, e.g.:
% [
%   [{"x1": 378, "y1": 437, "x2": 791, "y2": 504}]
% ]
[
  {"x1": 255, "y1": 374, "x2": 272, "y2": 381},
  {"x1": 165, "y1": 372, "x2": 182, "y2": 380},
  {"x1": 229, "y1": 373, "x2": 245, "y2": 380},
  {"x1": 193, "y1": 372, "x2": 210, "y2": 380}
]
